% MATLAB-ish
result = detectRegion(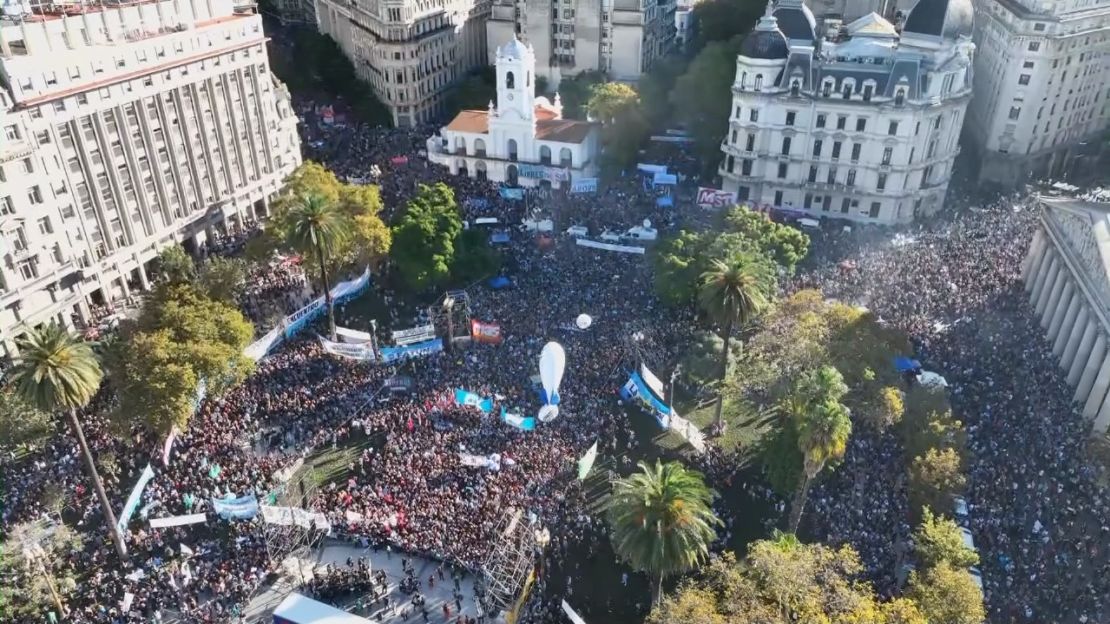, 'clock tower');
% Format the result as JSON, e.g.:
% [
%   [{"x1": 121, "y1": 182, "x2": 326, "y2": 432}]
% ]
[{"x1": 494, "y1": 36, "x2": 536, "y2": 125}]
